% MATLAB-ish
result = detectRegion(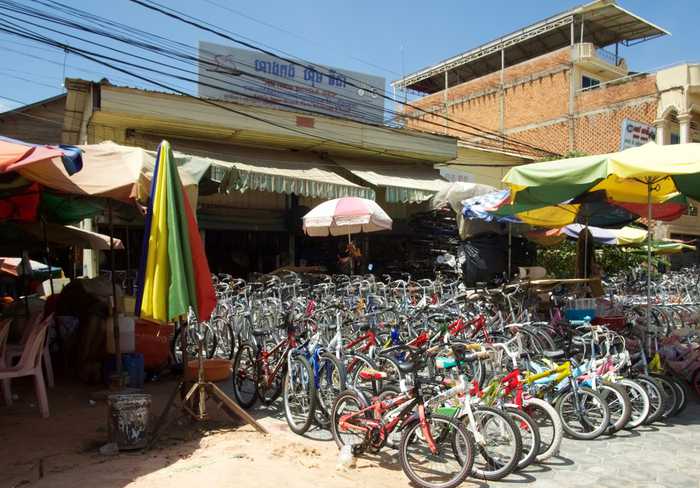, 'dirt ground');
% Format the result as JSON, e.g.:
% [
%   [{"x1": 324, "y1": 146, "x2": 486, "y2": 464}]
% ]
[
  {"x1": 0, "y1": 377, "x2": 426, "y2": 488},
  {"x1": 3, "y1": 376, "x2": 699, "y2": 488}
]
